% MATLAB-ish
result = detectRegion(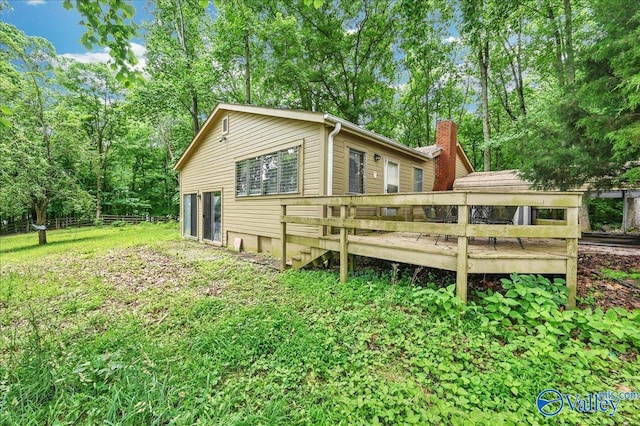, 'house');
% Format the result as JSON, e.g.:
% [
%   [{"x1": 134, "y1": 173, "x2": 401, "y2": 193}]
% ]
[{"x1": 174, "y1": 103, "x2": 474, "y2": 256}]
